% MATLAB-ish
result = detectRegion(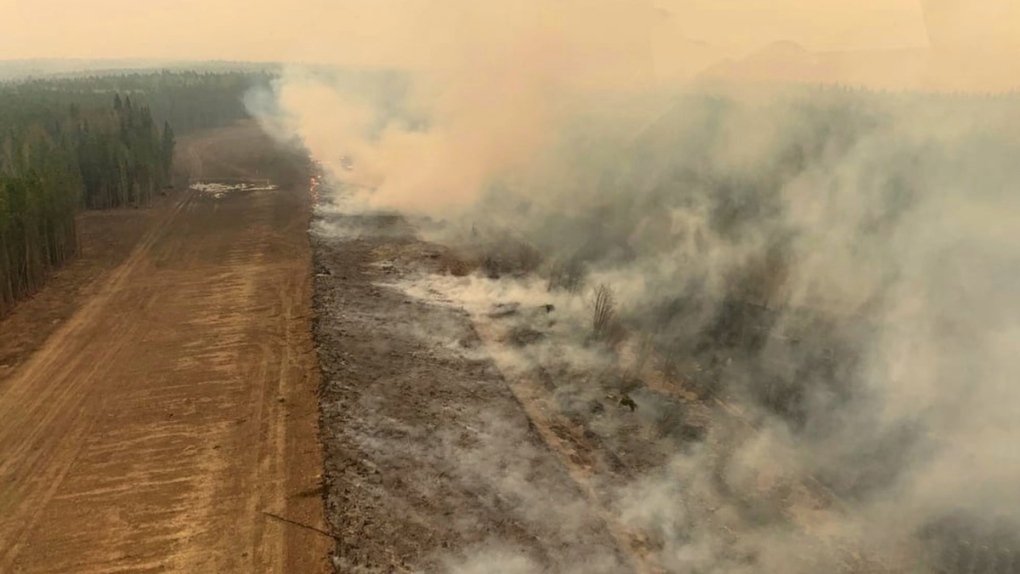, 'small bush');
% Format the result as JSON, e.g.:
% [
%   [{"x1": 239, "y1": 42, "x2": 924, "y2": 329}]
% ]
[
  {"x1": 589, "y1": 284, "x2": 625, "y2": 346},
  {"x1": 504, "y1": 325, "x2": 545, "y2": 347},
  {"x1": 547, "y1": 257, "x2": 586, "y2": 293},
  {"x1": 590, "y1": 284, "x2": 615, "y2": 338},
  {"x1": 479, "y1": 236, "x2": 542, "y2": 279},
  {"x1": 440, "y1": 255, "x2": 476, "y2": 277}
]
